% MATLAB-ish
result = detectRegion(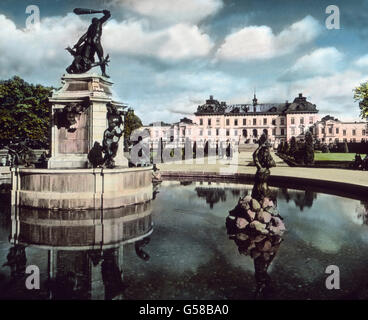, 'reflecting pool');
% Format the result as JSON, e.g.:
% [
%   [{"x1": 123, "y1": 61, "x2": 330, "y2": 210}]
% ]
[{"x1": 0, "y1": 181, "x2": 368, "y2": 300}]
